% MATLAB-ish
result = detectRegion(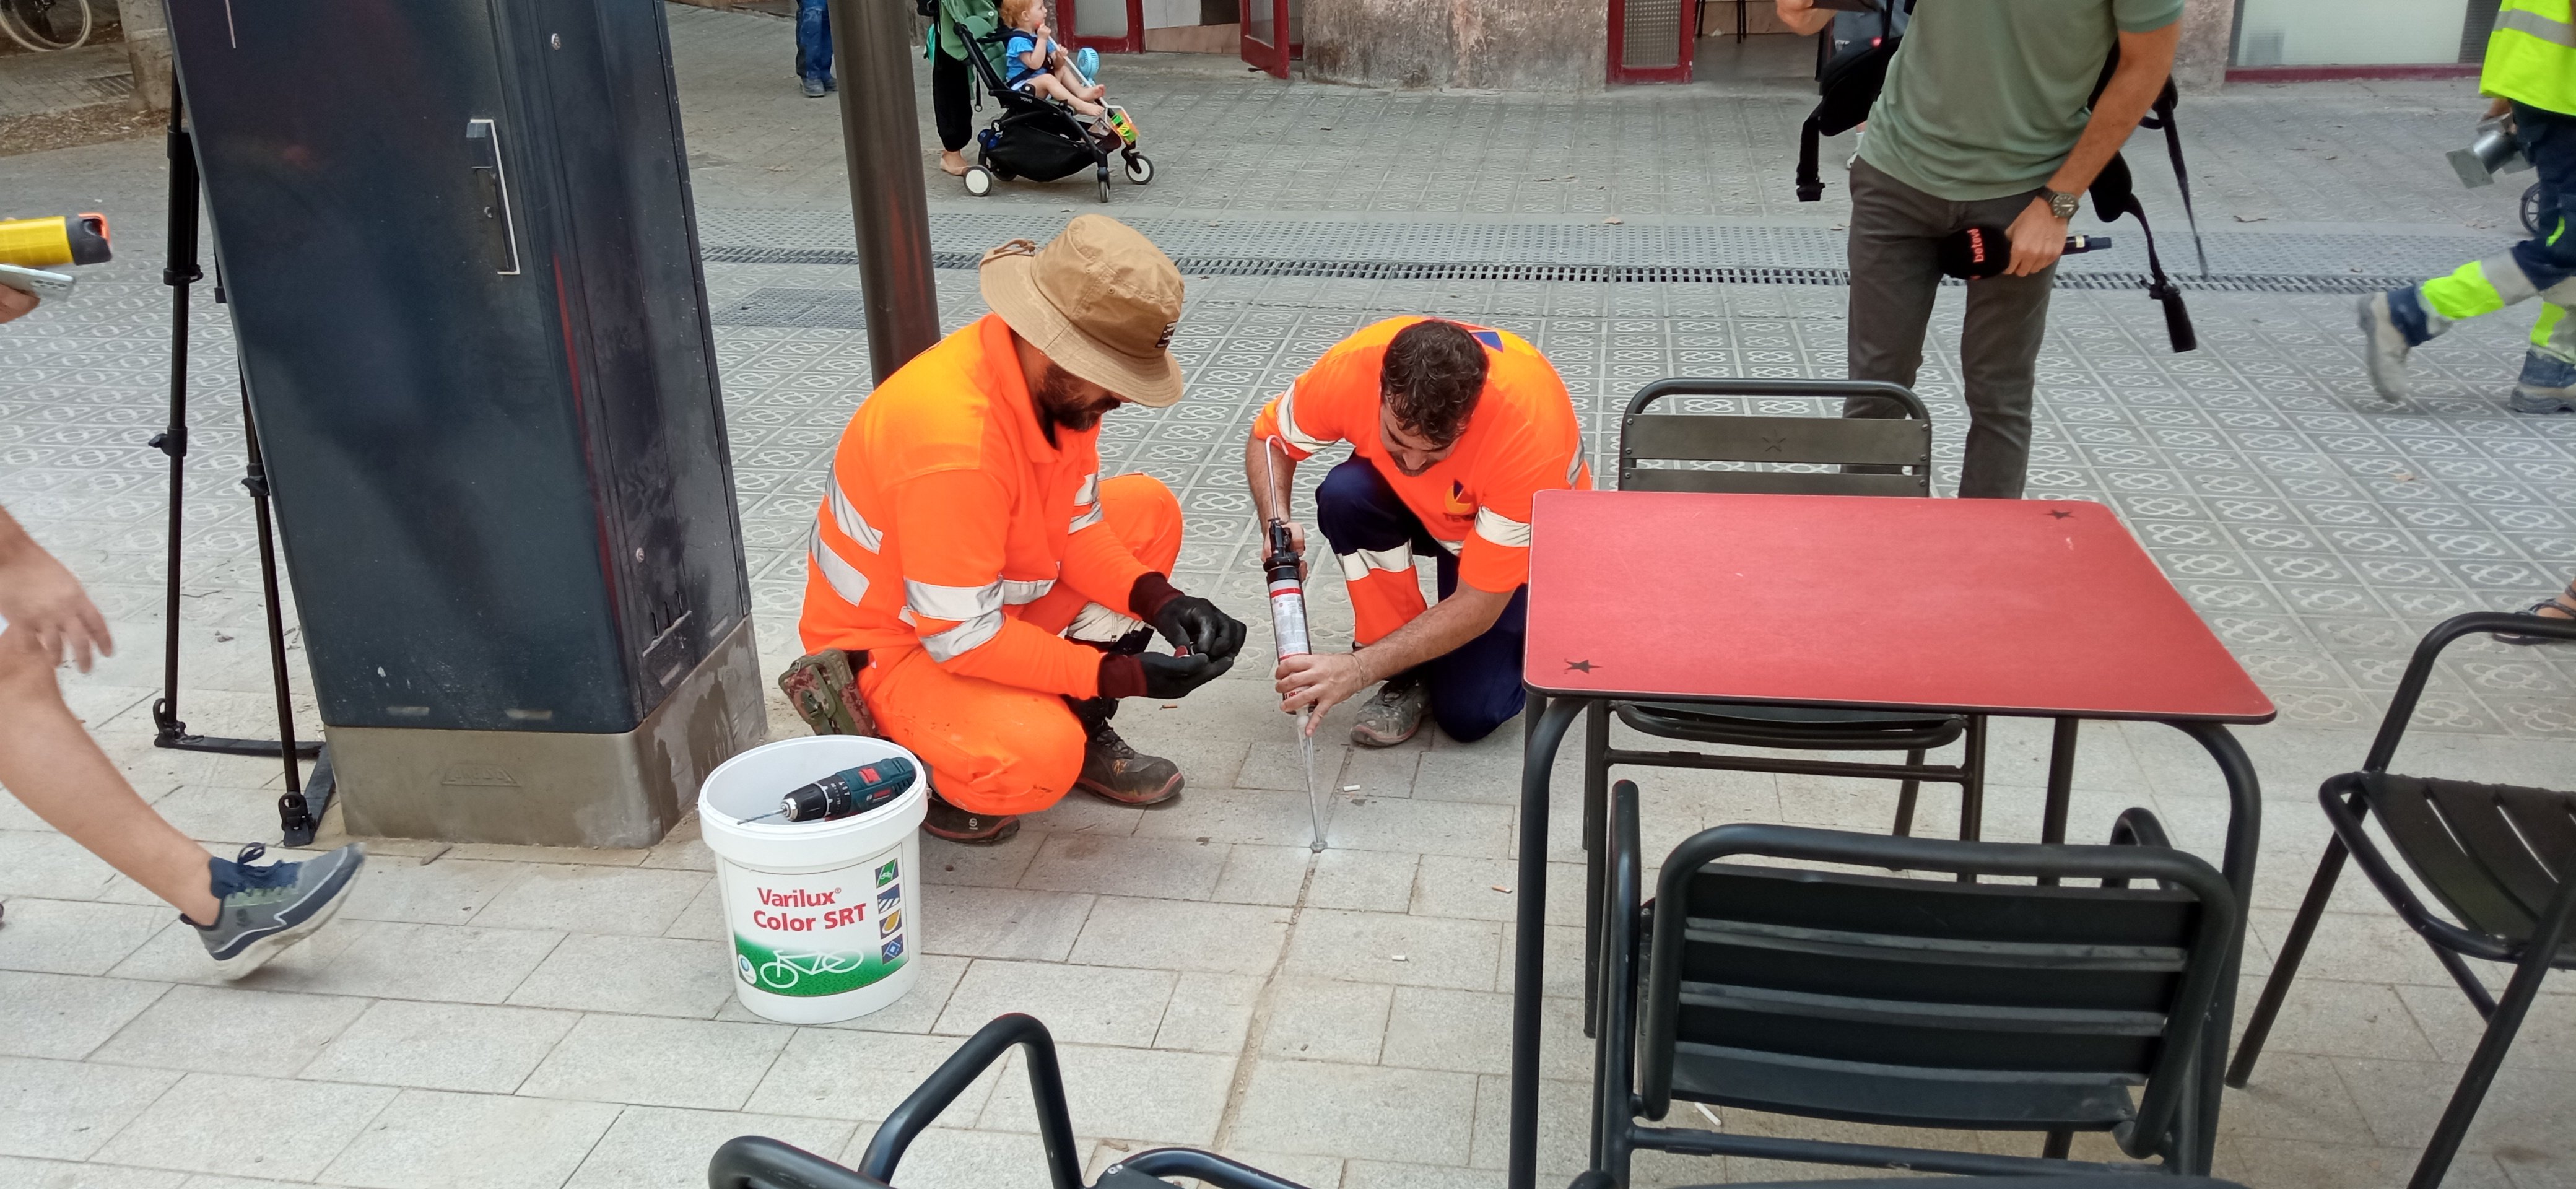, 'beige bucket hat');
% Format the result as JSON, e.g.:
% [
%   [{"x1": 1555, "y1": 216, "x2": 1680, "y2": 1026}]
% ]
[{"x1": 979, "y1": 214, "x2": 1186, "y2": 408}]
